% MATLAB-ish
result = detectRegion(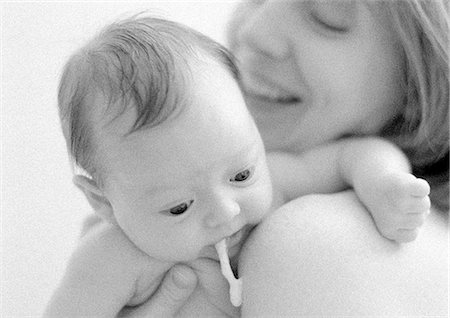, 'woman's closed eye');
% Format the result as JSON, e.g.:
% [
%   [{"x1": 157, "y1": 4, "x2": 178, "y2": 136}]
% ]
[
  {"x1": 312, "y1": 13, "x2": 348, "y2": 33},
  {"x1": 161, "y1": 200, "x2": 194, "y2": 216},
  {"x1": 308, "y1": 2, "x2": 356, "y2": 33},
  {"x1": 250, "y1": 0, "x2": 266, "y2": 6}
]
